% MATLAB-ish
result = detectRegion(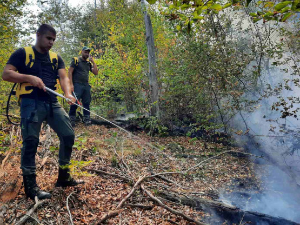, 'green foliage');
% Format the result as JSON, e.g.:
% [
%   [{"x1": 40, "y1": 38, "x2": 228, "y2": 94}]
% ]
[
  {"x1": 158, "y1": 0, "x2": 300, "y2": 31},
  {"x1": 0, "y1": 0, "x2": 27, "y2": 119},
  {"x1": 0, "y1": 130, "x2": 11, "y2": 152},
  {"x1": 143, "y1": 116, "x2": 169, "y2": 136},
  {"x1": 68, "y1": 160, "x2": 93, "y2": 177}
]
